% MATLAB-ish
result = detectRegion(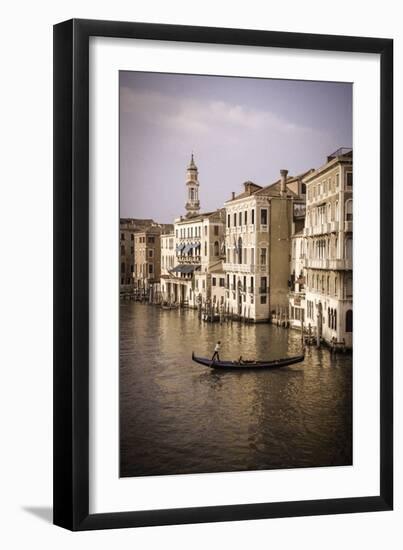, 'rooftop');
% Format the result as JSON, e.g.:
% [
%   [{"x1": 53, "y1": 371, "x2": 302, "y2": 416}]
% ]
[
  {"x1": 327, "y1": 147, "x2": 352, "y2": 162},
  {"x1": 226, "y1": 169, "x2": 313, "y2": 203}
]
